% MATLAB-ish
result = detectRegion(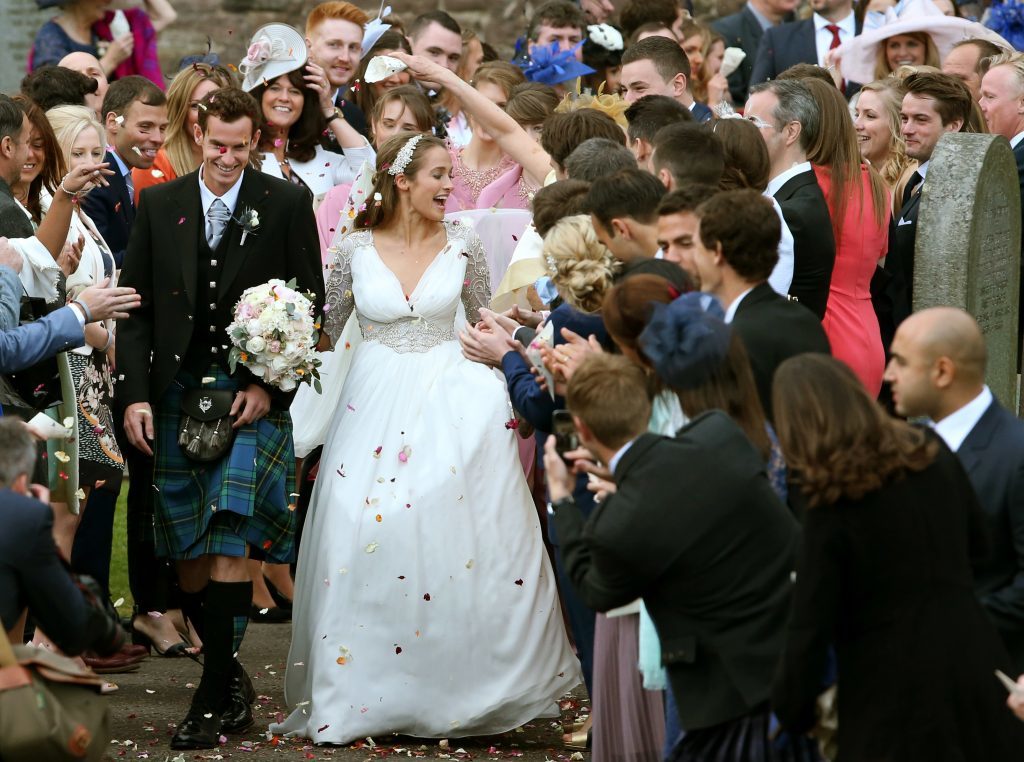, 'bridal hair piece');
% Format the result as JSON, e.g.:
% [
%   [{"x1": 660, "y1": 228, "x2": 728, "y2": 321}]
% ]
[{"x1": 388, "y1": 134, "x2": 425, "y2": 176}]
